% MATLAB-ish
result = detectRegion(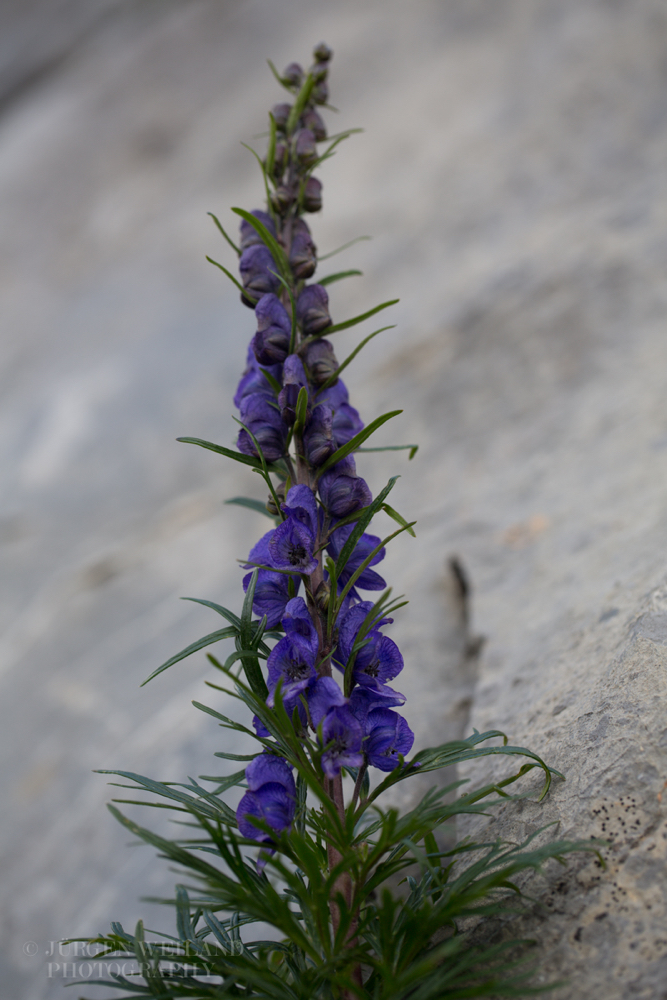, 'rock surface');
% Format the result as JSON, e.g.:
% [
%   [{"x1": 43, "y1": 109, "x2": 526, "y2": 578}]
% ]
[{"x1": 1, "y1": 1, "x2": 666, "y2": 997}]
